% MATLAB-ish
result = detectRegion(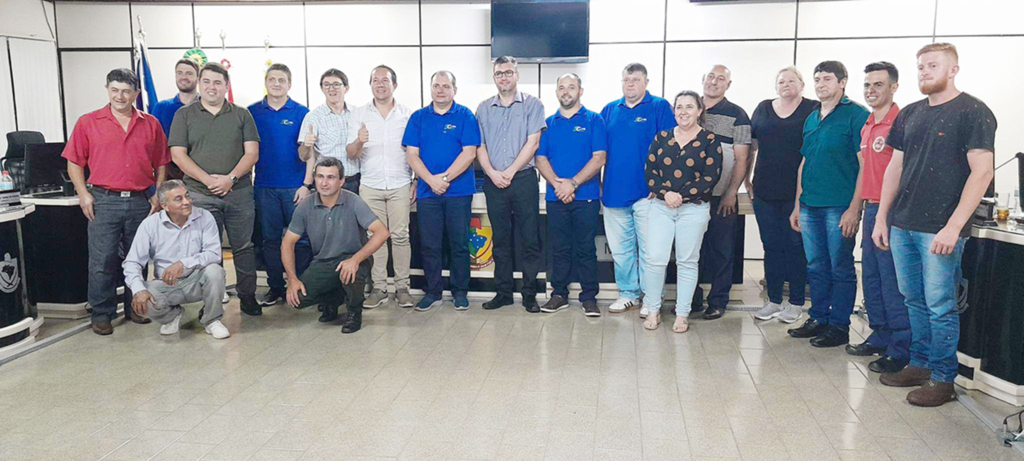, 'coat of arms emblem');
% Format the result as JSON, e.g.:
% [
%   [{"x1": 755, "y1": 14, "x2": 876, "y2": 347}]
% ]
[{"x1": 0, "y1": 253, "x2": 20, "y2": 294}]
